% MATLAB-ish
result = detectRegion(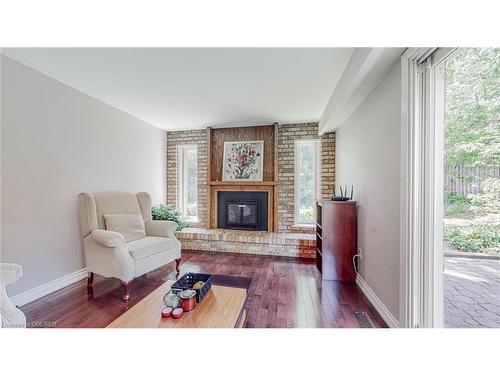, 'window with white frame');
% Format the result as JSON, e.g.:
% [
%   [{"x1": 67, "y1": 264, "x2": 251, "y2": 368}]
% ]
[
  {"x1": 295, "y1": 139, "x2": 320, "y2": 226},
  {"x1": 177, "y1": 144, "x2": 198, "y2": 222}
]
